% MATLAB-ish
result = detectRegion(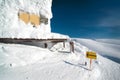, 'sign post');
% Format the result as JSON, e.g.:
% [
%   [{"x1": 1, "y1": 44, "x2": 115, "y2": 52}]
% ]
[
  {"x1": 90, "y1": 59, "x2": 92, "y2": 69},
  {"x1": 86, "y1": 51, "x2": 97, "y2": 70},
  {"x1": 69, "y1": 41, "x2": 74, "y2": 53}
]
